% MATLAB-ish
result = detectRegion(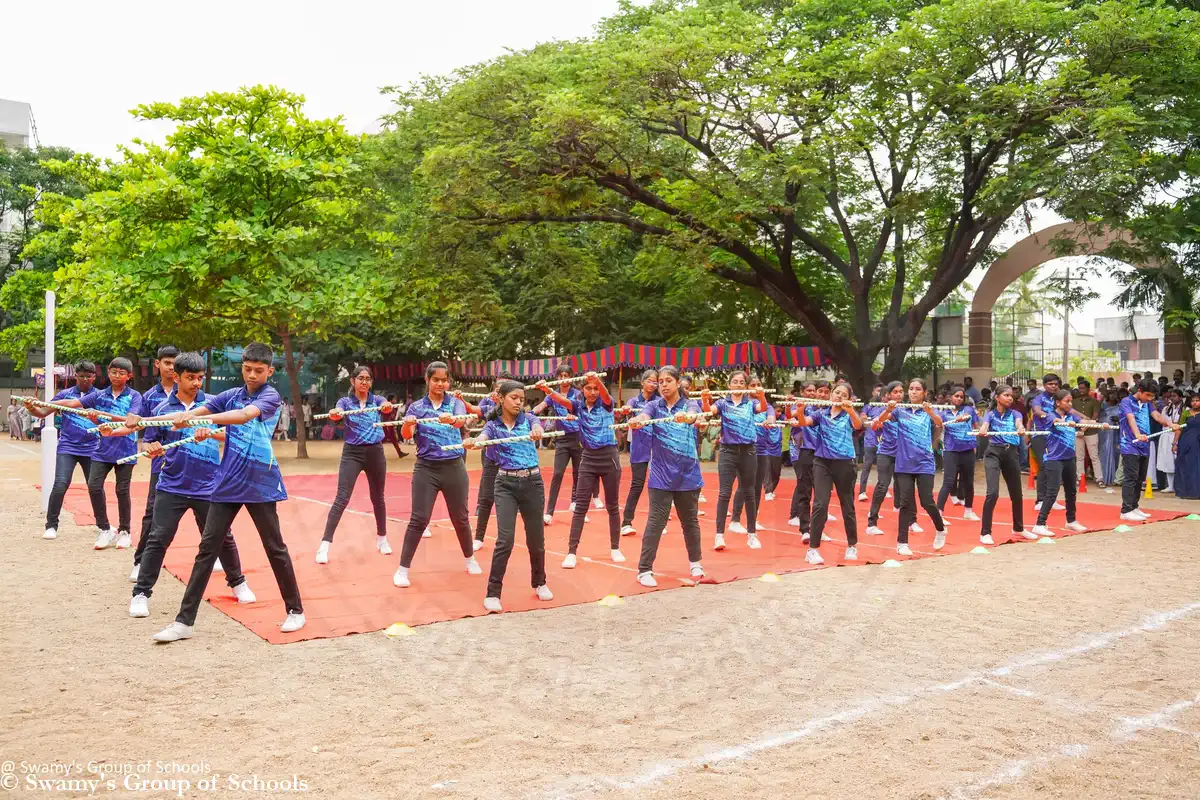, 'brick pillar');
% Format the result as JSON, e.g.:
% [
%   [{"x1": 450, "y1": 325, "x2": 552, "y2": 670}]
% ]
[{"x1": 969, "y1": 311, "x2": 993, "y2": 372}]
